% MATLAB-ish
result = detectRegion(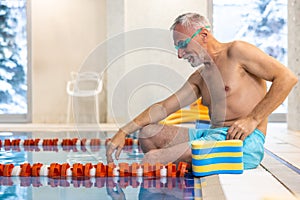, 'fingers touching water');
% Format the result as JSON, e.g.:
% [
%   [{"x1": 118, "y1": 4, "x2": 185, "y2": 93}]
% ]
[{"x1": 106, "y1": 130, "x2": 127, "y2": 163}]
